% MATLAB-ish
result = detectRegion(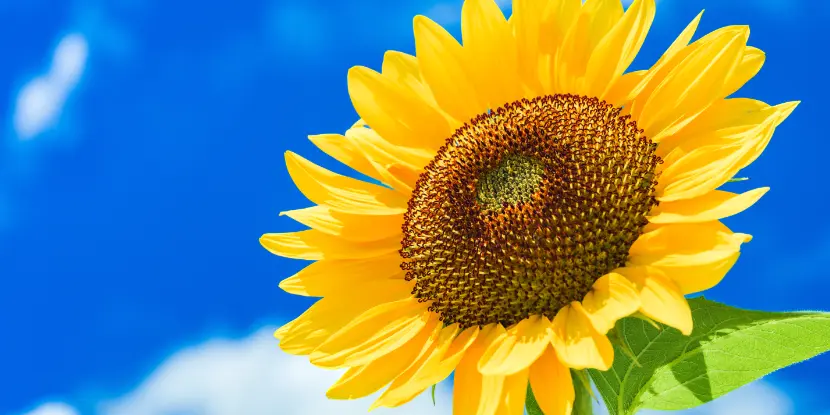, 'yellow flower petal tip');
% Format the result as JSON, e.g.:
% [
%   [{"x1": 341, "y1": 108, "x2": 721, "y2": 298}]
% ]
[{"x1": 262, "y1": 2, "x2": 791, "y2": 412}]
